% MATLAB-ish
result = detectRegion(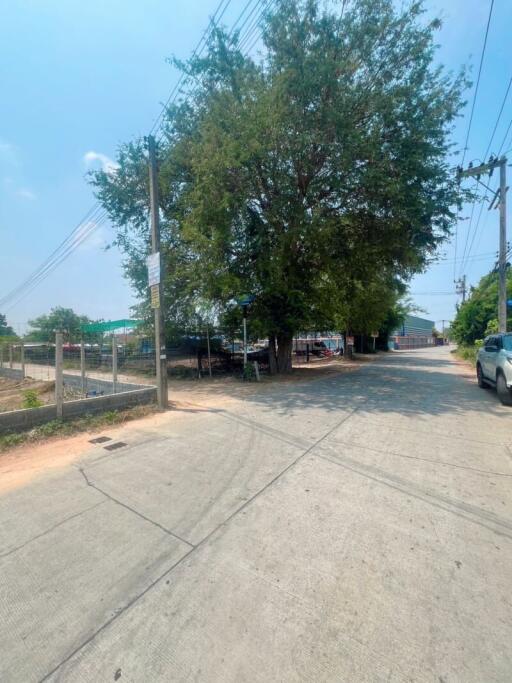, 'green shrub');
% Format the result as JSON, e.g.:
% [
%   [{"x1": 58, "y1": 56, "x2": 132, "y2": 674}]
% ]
[
  {"x1": 455, "y1": 345, "x2": 479, "y2": 364},
  {"x1": 103, "y1": 410, "x2": 120, "y2": 424},
  {"x1": 22, "y1": 389, "x2": 43, "y2": 409},
  {"x1": 37, "y1": 420, "x2": 64, "y2": 436},
  {"x1": 0, "y1": 433, "x2": 25, "y2": 451},
  {"x1": 242, "y1": 363, "x2": 256, "y2": 381}
]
